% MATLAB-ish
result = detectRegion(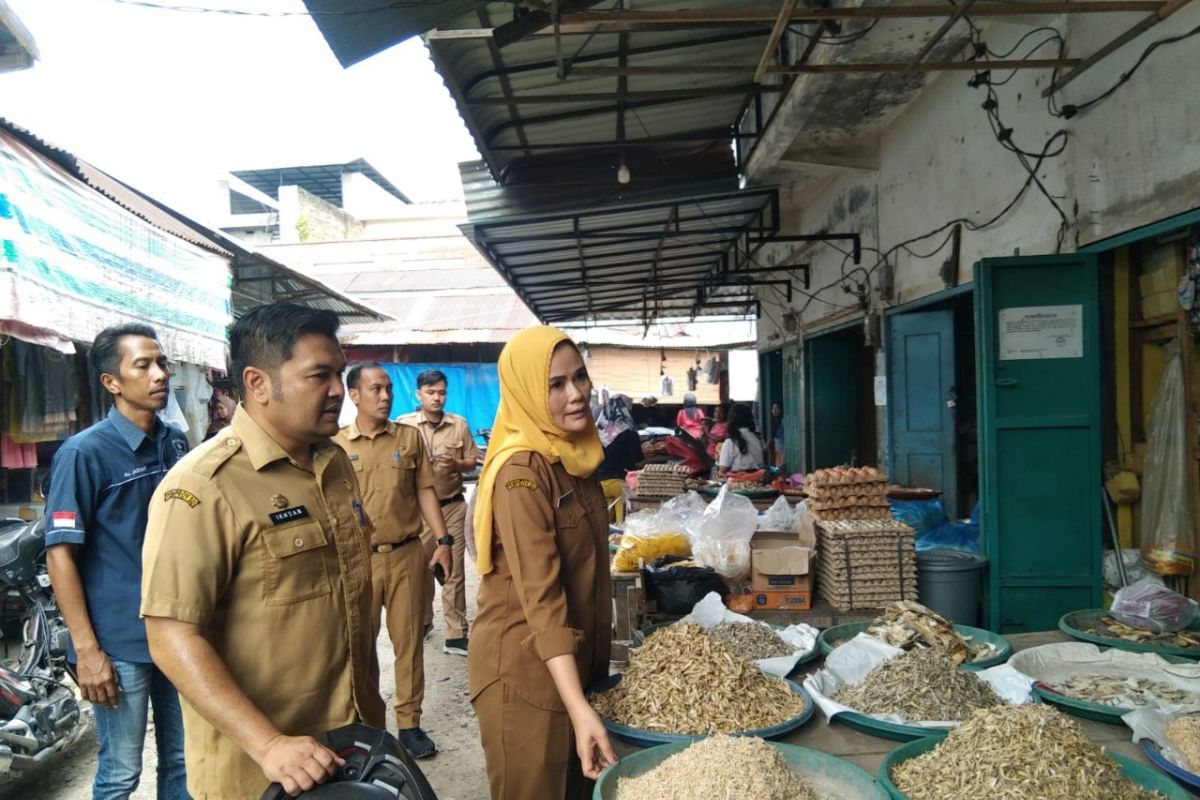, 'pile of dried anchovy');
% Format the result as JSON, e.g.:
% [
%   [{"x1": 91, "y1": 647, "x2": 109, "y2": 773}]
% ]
[
  {"x1": 1167, "y1": 715, "x2": 1200, "y2": 773},
  {"x1": 892, "y1": 705, "x2": 1165, "y2": 800},
  {"x1": 592, "y1": 623, "x2": 807, "y2": 734},
  {"x1": 864, "y1": 600, "x2": 998, "y2": 663},
  {"x1": 615, "y1": 736, "x2": 818, "y2": 800},
  {"x1": 1097, "y1": 617, "x2": 1200, "y2": 648},
  {"x1": 1050, "y1": 674, "x2": 1200, "y2": 708},
  {"x1": 708, "y1": 621, "x2": 794, "y2": 660},
  {"x1": 833, "y1": 649, "x2": 1002, "y2": 721}
]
